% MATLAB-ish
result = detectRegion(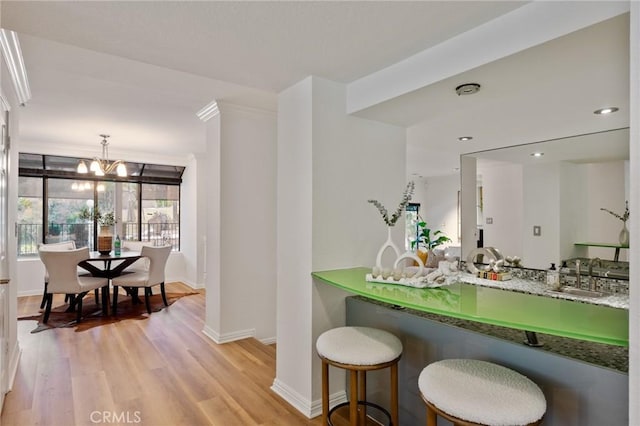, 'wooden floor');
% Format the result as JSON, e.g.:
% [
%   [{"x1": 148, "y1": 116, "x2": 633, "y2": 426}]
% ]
[{"x1": 0, "y1": 283, "x2": 334, "y2": 426}]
